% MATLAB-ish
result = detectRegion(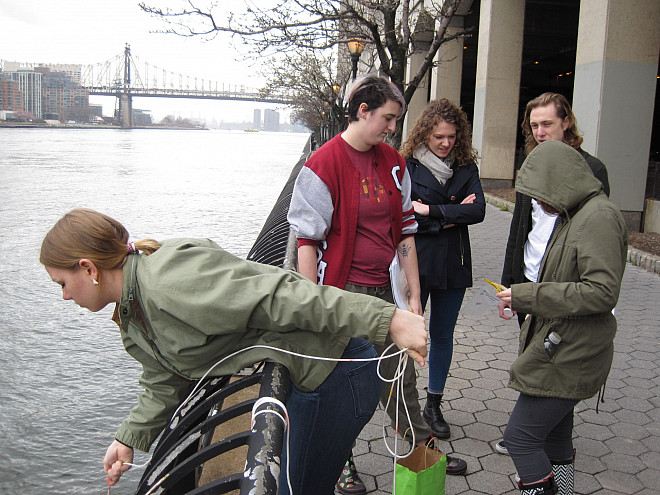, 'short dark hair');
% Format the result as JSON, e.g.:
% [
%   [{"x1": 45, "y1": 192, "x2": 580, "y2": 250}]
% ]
[{"x1": 345, "y1": 75, "x2": 406, "y2": 122}]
